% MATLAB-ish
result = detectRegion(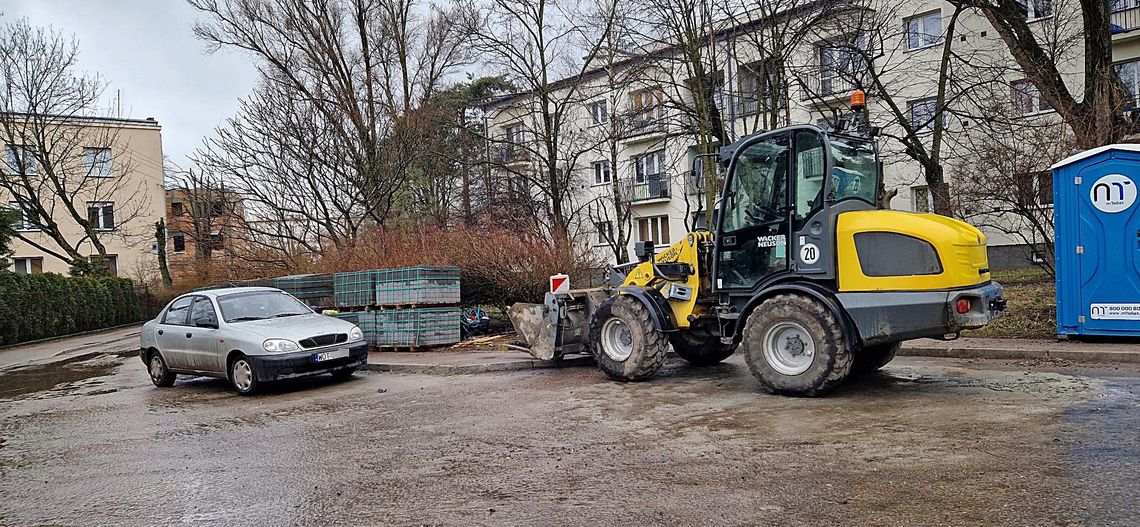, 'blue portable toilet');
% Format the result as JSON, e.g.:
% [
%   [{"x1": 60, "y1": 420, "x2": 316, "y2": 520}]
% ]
[{"x1": 1053, "y1": 144, "x2": 1140, "y2": 337}]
